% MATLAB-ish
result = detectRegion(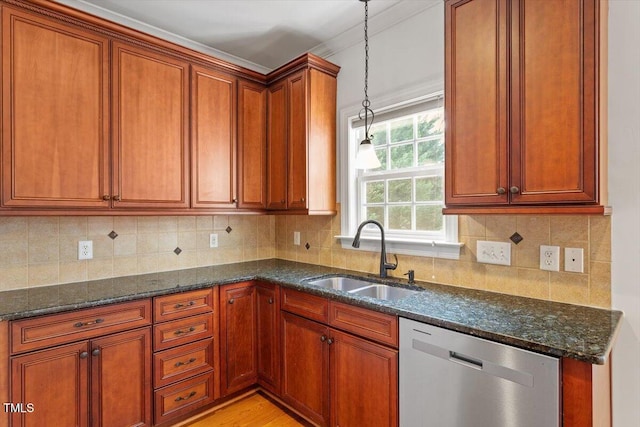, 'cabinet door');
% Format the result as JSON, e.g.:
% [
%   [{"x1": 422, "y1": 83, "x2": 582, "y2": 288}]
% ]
[
  {"x1": 330, "y1": 329, "x2": 398, "y2": 427},
  {"x1": 281, "y1": 311, "x2": 329, "y2": 426},
  {"x1": 509, "y1": 0, "x2": 598, "y2": 204},
  {"x1": 90, "y1": 327, "x2": 152, "y2": 427},
  {"x1": 444, "y1": 0, "x2": 509, "y2": 206},
  {"x1": 112, "y1": 42, "x2": 189, "y2": 208},
  {"x1": 256, "y1": 282, "x2": 280, "y2": 394},
  {"x1": 1, "y1": 8, "x2": 110, "y2": 208},
  {"x1": 11, "y1": 341, "x2": 89, "y2": 427},
  {"x1": 220, "y1": 282, "x2": 257, "y2": 396},
  {"x1": 287, "y1": 70, "x2": 308, "y2": 210},
  {"x1": 266, "y1": 79, "x2": 288, "y2": 210},
  {"x1": 191, "y1": 66, "x2": 237, "y2": 208},
  {"x1": 238, "y1": 80, "x2": 267, "y2": 209}
]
